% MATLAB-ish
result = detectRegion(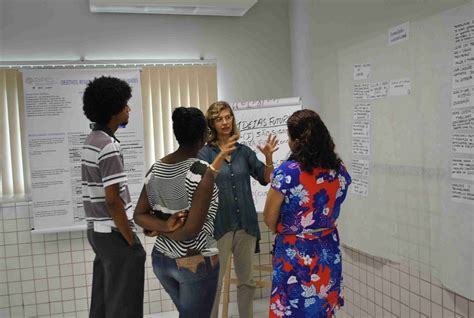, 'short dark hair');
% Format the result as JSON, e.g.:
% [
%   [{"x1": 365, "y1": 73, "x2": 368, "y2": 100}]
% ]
[
  {"x1": 172, "y1": 107, "x2": 207, "y2": 146},
  {"x1": 82, "y1": 76, "x2": 132, "y2": 125},
  {"x1": 288, "y1": 109, "x2": 342, "y2": 172}
]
